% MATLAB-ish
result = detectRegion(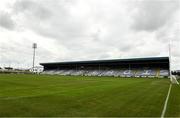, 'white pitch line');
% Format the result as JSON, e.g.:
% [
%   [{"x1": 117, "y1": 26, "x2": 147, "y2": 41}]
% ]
[{"x1": 161, "y1": 84, "x2": 172, "y2": 118}]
